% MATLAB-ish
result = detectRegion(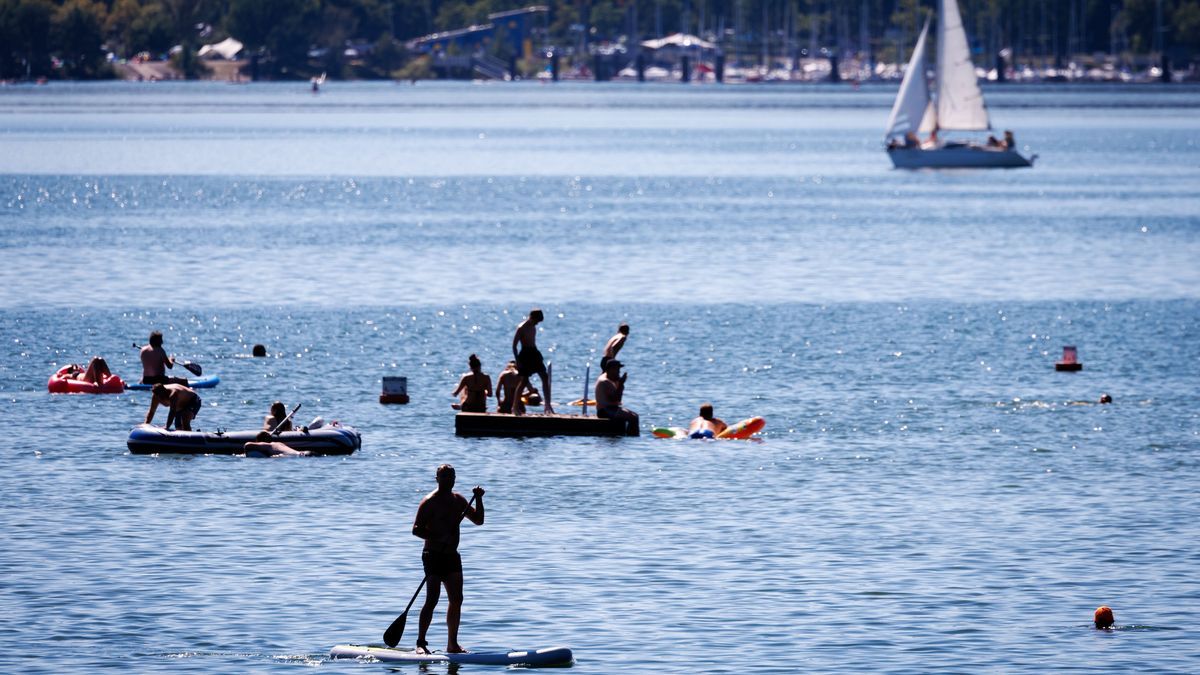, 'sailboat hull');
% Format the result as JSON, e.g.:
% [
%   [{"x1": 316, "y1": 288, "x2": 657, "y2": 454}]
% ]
[{"x1": 888, "y1": 146, "x2": 1034, "y2": 169}]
